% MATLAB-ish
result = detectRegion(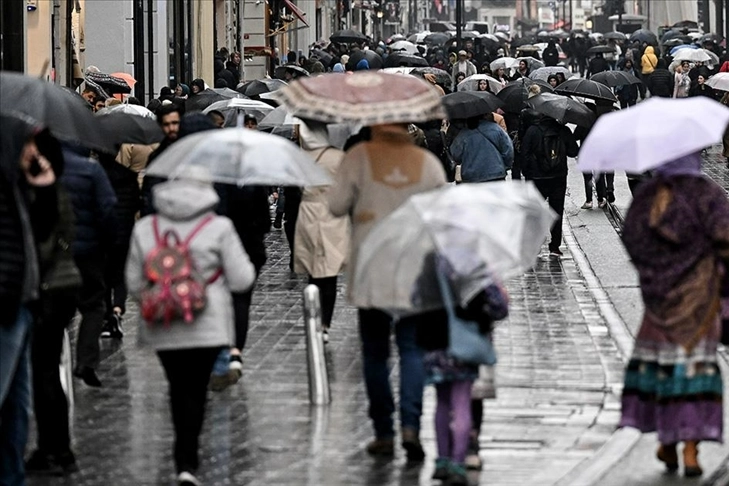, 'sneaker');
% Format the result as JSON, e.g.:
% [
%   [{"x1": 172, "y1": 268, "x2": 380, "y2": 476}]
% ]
[
  {"x1": 432, "y1": 457, "x2": 451, "y2": 480},
  {"x1": 322, "y1": 327, "x2": 329, "y2": 344},
  {"x1": 549, "y1": 248, "x2": 563, "y2": 257},
  {"x1": 272, "y1": 214, "x2": 283, "y2": 229},
  {"x1": 228, "y1": 354, "x2": 243, "y2": 384},
  {"x1": 447, "y1": 462, "x2": 469, "y2": 486},
  {"x1": 177, "y1": 471, "x2": 202, "y2": 486},
  {"x1": 401, "y1": 427, "x2": 426, "y2": 462},
  {"x1": 366, "y1": 437, "x2": 395, "y2": 457},
  {"x1": 581, "y1": 201, "x2": 593, "y2": 209},
  {"x1": 100, "y1": 313, "x2": 124, "y2": 339},
  {"x1": 25, "y1": 450, "x2": 63, "y2": 477},
  {"x1": 598, "y1": 199, "x2": 607, "y2": 208},
  {"x1": 73, "y1": 366, "x2": 102, "y2": 387},
  {"x1": 464, "y1": 452, "x2": 482, "y2": 470},
  {"x1": 209, "y1": 373, "x2": 232, "y2": 392}
]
